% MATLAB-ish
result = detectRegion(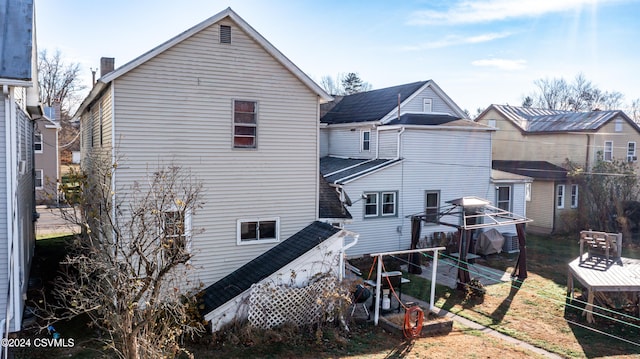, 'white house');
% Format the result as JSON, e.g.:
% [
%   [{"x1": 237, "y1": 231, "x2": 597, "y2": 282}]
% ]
[
  {"x1": 75, "y1": 8, "x2": 357, "y2": 331},
  {"x1": 320, "y1": 81, "x2": 531, "y2": 256},
  {"x1": 0, "y1": 0, "x2": 42, "y2": 335}
]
